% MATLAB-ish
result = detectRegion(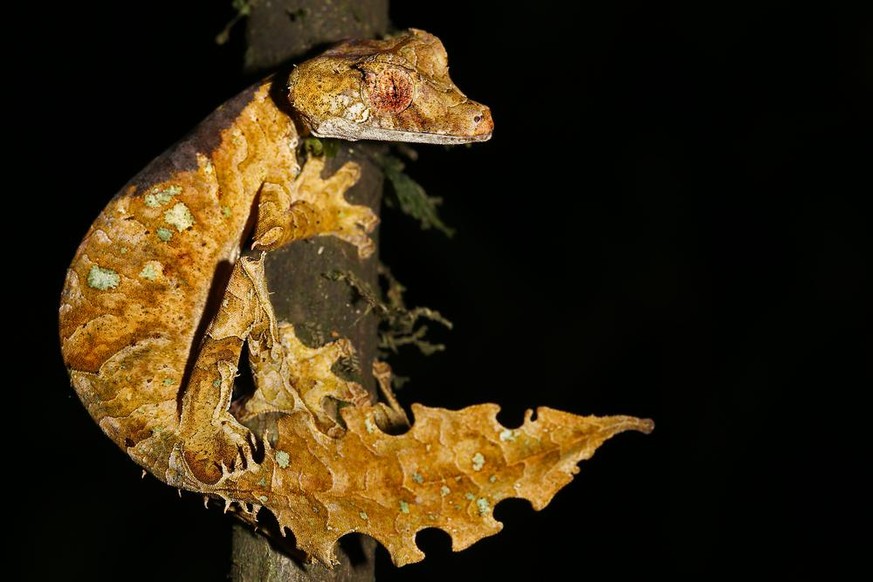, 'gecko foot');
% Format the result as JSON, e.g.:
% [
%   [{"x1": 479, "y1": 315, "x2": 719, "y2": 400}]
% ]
[{"x1": 252, "y1": 156, "x2": 377, "y2": 258}]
